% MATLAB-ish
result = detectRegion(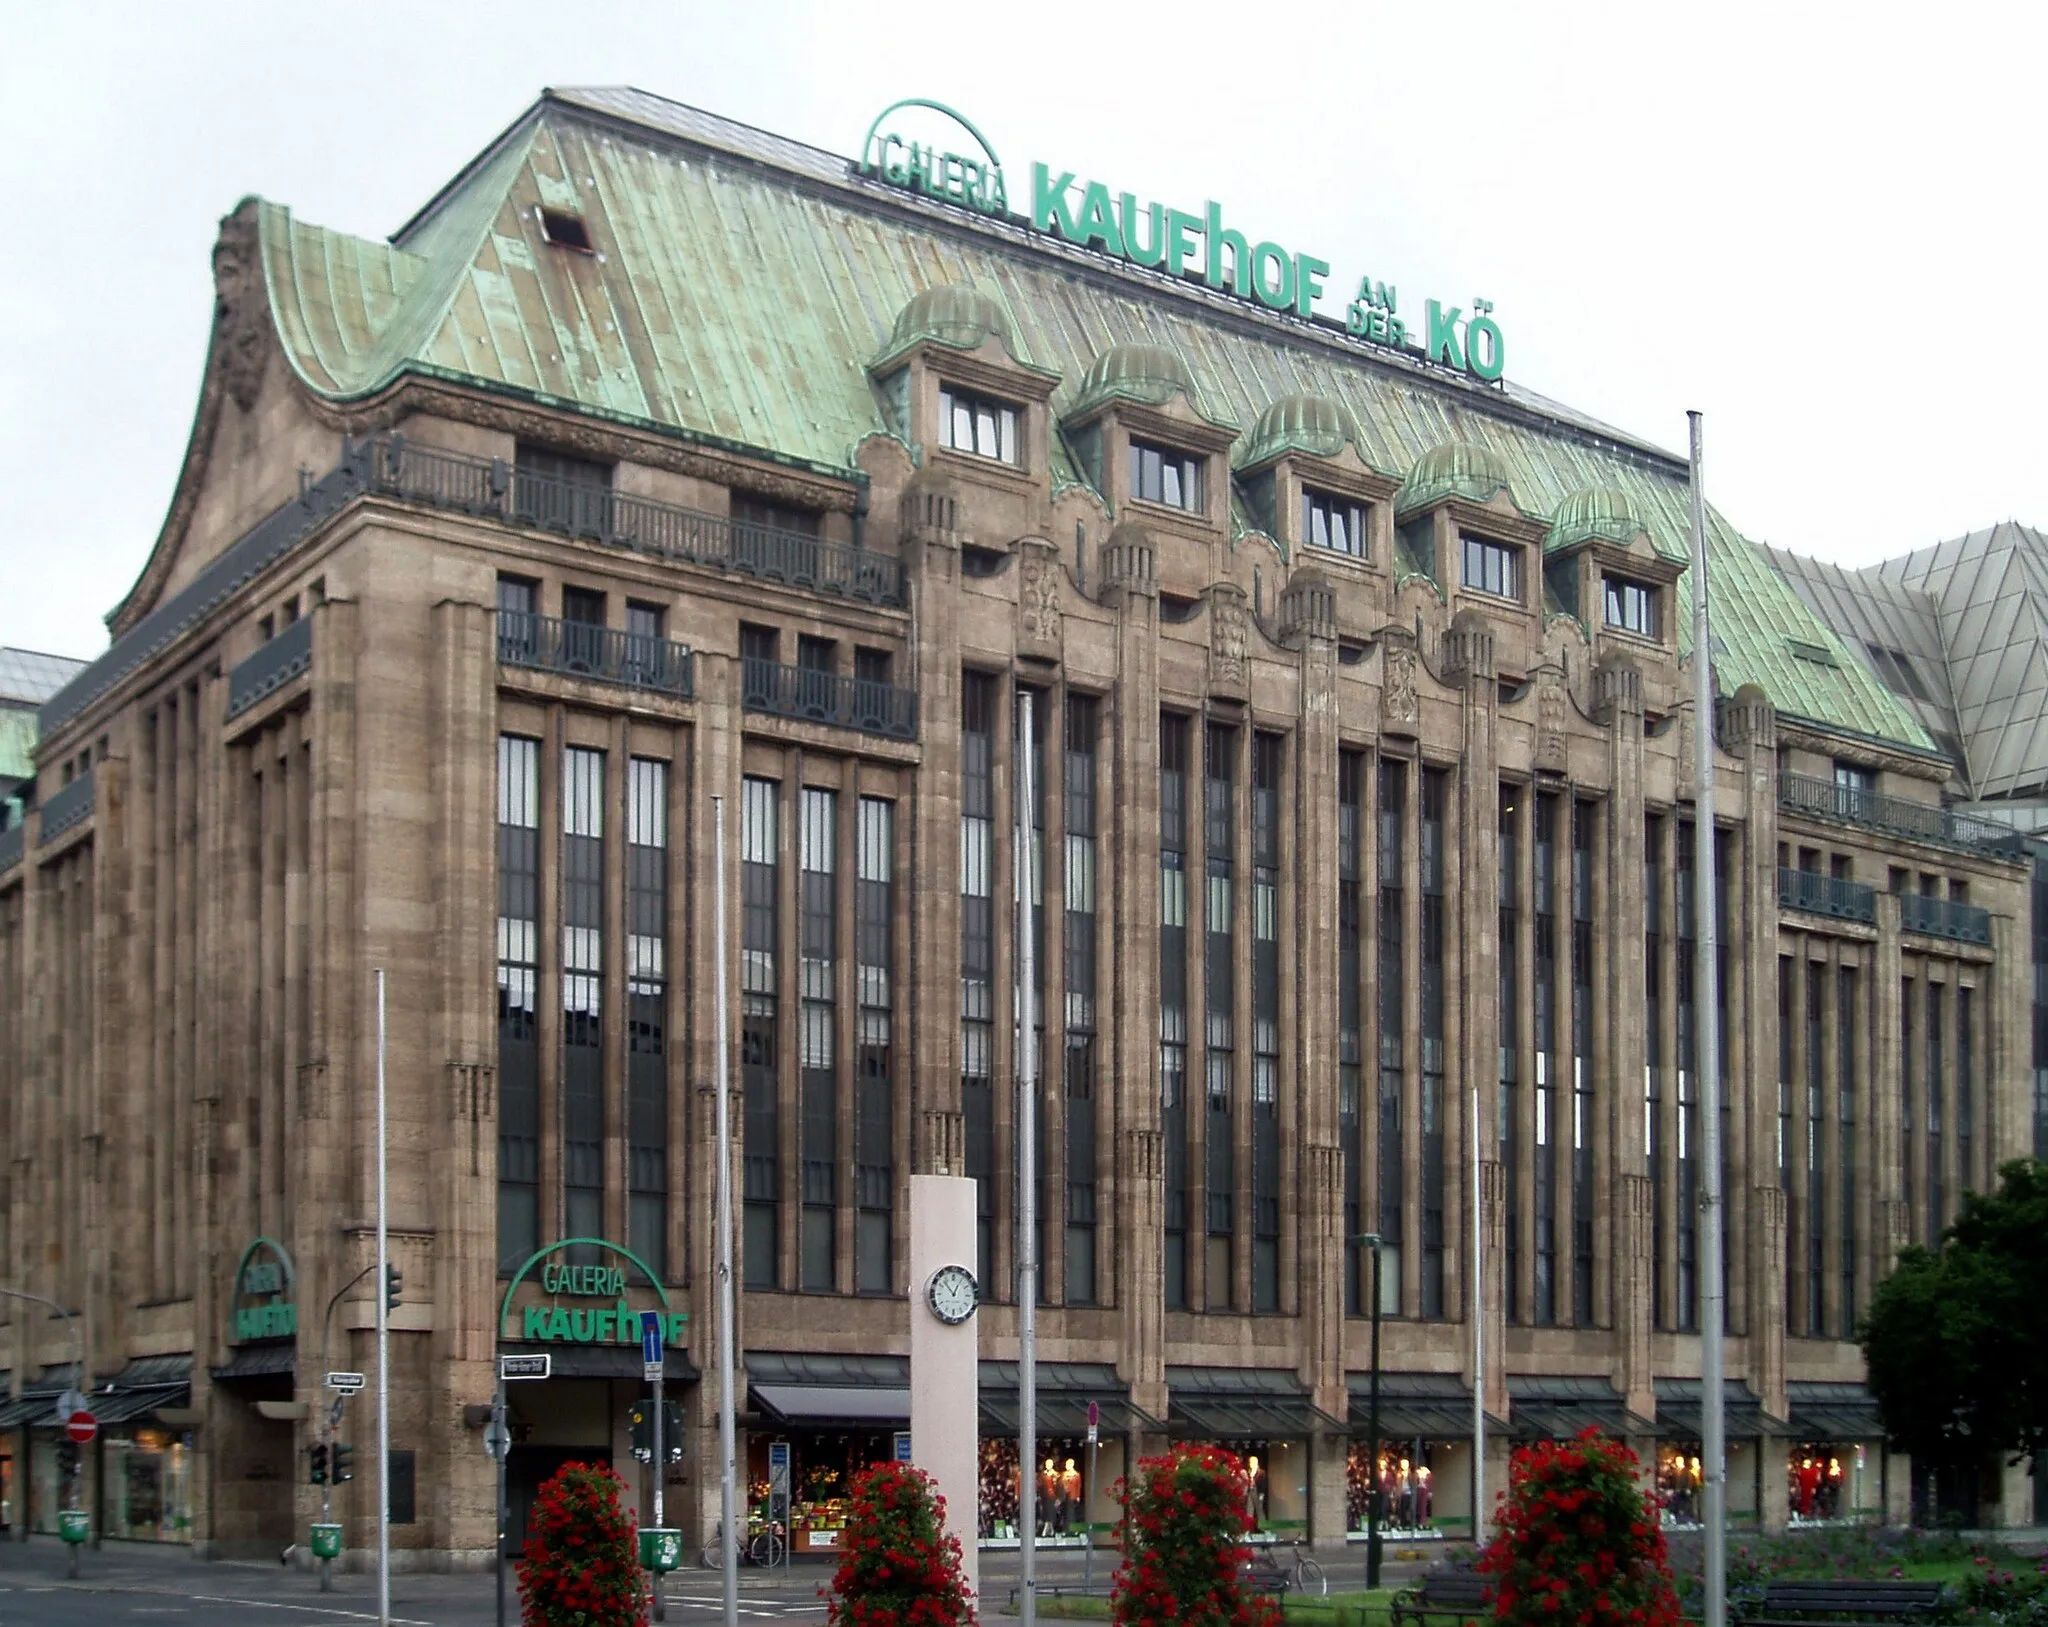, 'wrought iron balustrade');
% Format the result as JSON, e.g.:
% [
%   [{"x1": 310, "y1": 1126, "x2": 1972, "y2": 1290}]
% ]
[
  {"x1": 38, "y1": 769, "x2": 94, "y2": 846},
  {"x1": 496, "y1": 611, "x2": 693, "y2": 699},
  {"x1": 360, "y1": 436, "x2": 907, "y2": 606},
  {"x1": 226, "y1": 615, "x2": 313, "y2": 720},
  {"x1": 1777, "y1": 866, "x2": 1876, "y2": 924},
  {"x1": 1898, "y1": 890, "x2": 1993, "y2": 945},
  {"x1": 740, "y1": 656, "x2": 917, "y2": 742},
  {"x1": 1778, "y1": 771, "x2": 2023, "y2": 856}
]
